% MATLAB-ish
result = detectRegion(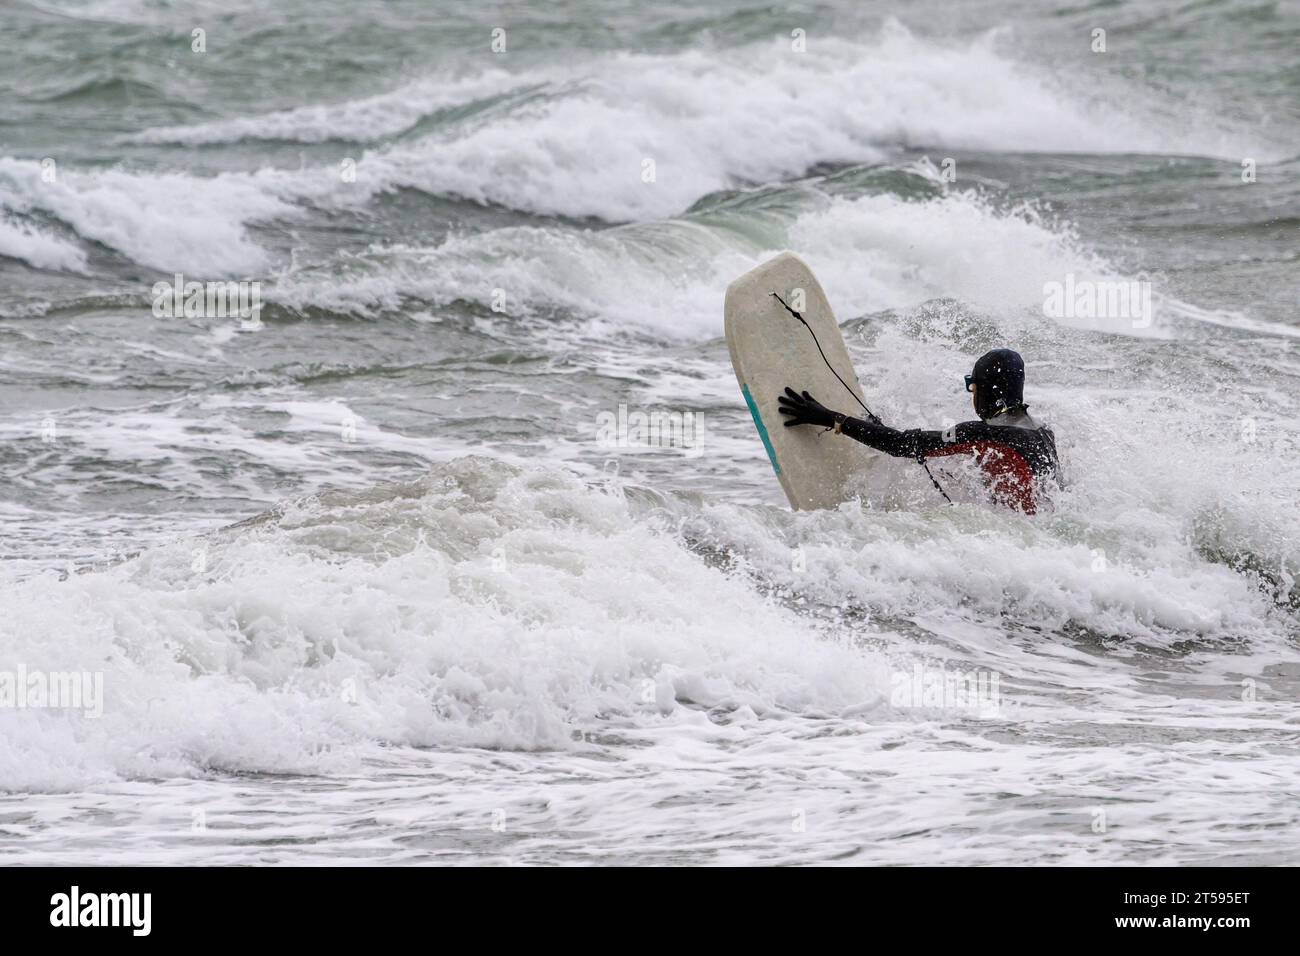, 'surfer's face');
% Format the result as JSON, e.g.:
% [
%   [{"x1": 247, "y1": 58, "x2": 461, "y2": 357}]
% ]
[{"x1": 970, "y1": 383, "x2": 978, "y2": 412}]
